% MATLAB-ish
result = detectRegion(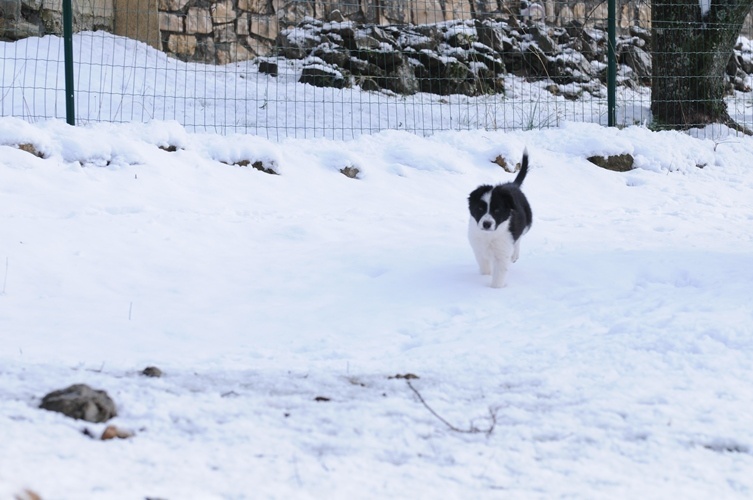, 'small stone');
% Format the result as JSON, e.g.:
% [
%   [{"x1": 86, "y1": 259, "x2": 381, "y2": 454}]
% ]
[
  {"x1": 222, "y1": 159, "x2": 278, "y2": 174},
  {"x1": 17, "y1": 143, "x2": 44, "y2": 158},
  {"x1": 587, "y1": 154, "x2": 635, "y2": 172},
  {"x1": 328, "y1": 9, "x2": 345, "y2": 22},
  {"x1": 101, "y1": 425, "x2": 134, "y2": 440},
  {"x1": 258, "y1": 60, "x2": 278, "y2": 76},
  {"x1": 142, "y1": 366, "x2": 163, "y2": 378},
  {"x1": 249, "y1": 160, "x2": 278, "y2": 174},
  {"x1": 39, "y1": 384, "x2": 117, "y2": 423},
  {"x1": 340, "y1": 166, "x2": 360, "y2": 178},
  {"x1": 299, "y1": 65, "x2": 347, "y2": 89}
]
